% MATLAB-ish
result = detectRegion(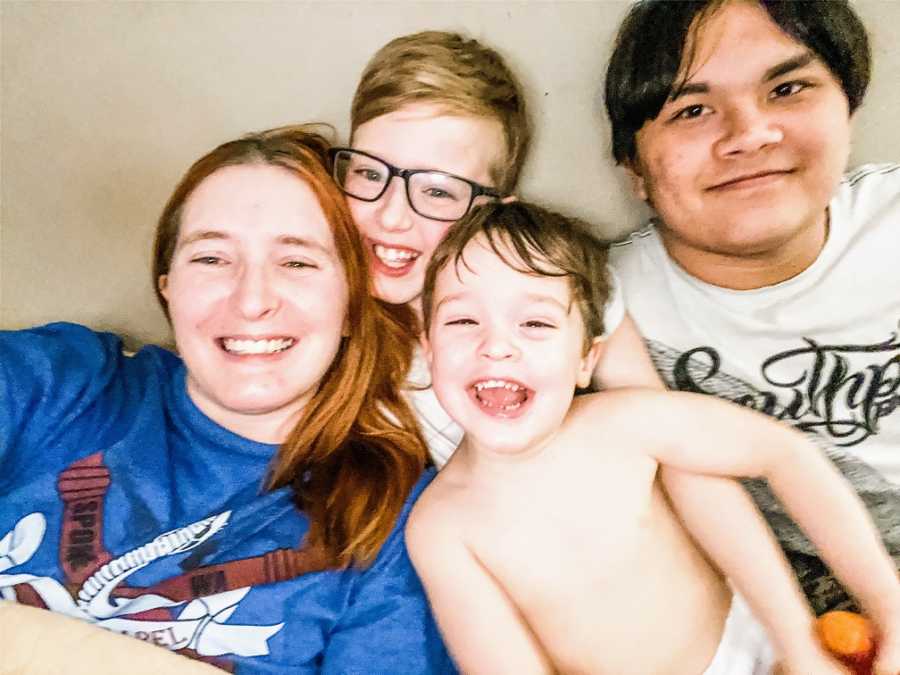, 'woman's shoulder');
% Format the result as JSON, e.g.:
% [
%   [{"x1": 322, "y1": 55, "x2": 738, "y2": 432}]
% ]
[
  {"x1": 0, "y1": 322, "x2": 182, "y2": 463},
  {"x1": 1, "y1": 322, "x2": 122, "y2": 399},
  {"x1": 1, "y1": 321, "x2": 180, "y2": 389}
]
